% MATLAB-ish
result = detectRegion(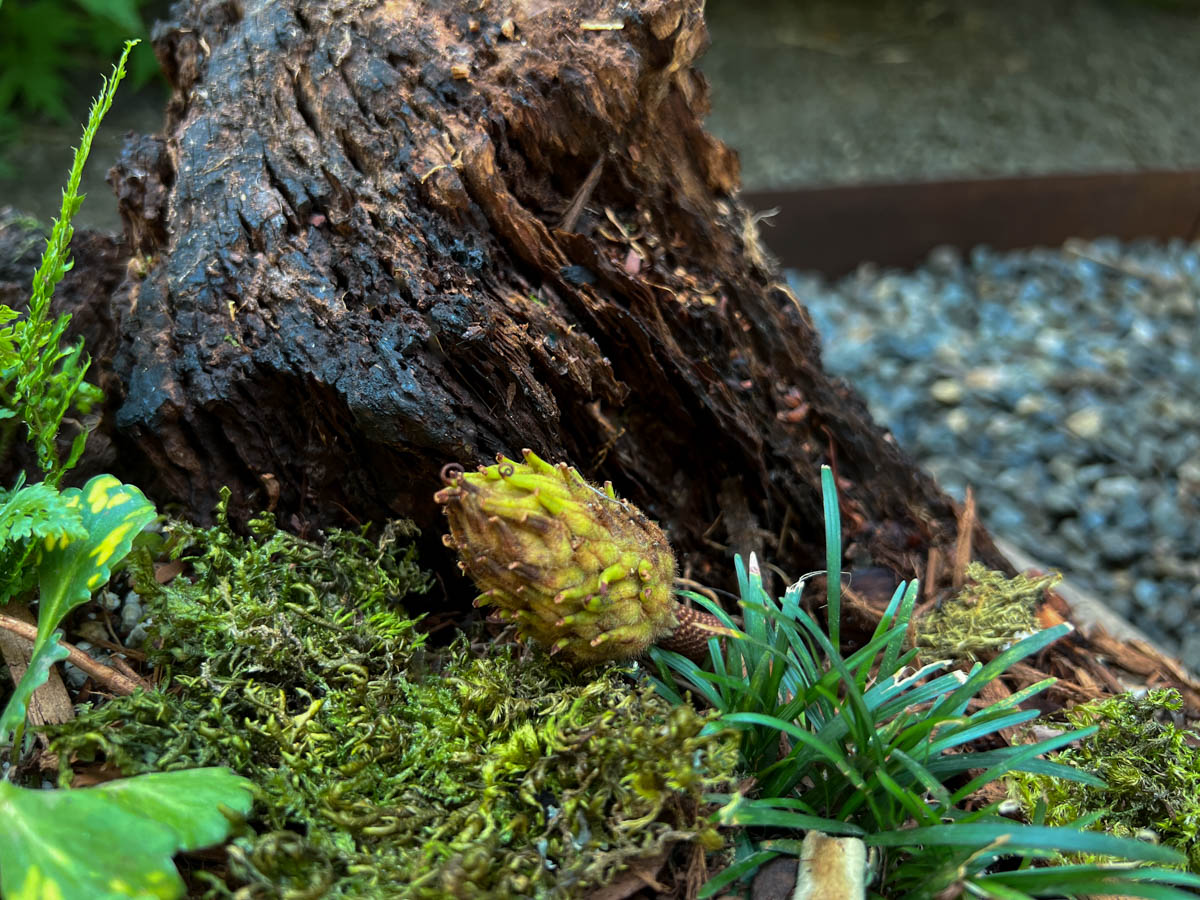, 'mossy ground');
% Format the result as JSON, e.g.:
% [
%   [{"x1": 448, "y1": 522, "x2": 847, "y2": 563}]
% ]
[
  {"x1": 42, "y1": 494, "x2": 737, "y2": 898},
  {"x1": 1007, "y1": 688, "x2": 1200, "y2": 873}
]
